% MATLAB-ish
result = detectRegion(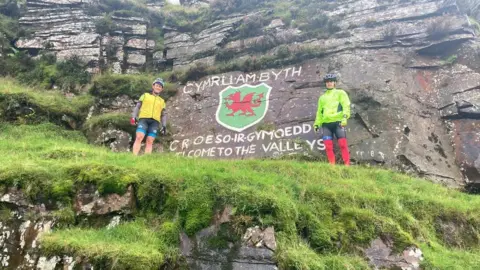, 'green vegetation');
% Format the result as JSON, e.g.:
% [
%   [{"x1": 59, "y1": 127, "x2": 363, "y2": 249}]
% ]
[
  {"x1": 1, "y1": 0, "x2": 167, "y2": 90},
  {"x1": 2, "y1": 50, "x2": 91, "y2": 92},
  {"x1": 210, "y1": 0, "x2": 264, "y2": 15},
  {"x1": 147, "y1": 27, "x2": 164, "y2": 53},
  {"x1": 86, "y1": 0, "x2": 161, "y2": 22},
  {"x1": 0, "y1": 103, "x2": 478, "y2": 268},
  {"x1": 41, "y1": 219, "x2": 179, "y2": 269},
  {"x1": 89, "y1": 73, "x2": 152, "y2": 99},
  {"x1": 52, "y1": 56, "x2": 91, "y2": 91},
  {"x1": 0, "y1": 77, "x2": 94, "y2": 123},
  {"x1": 83, "y1": 112, "x2": 136, "y2": 137},
  {"x1": 0, "y1": 12, "x2": 32, "y2": 77},
  {"x1": 265, "y1": 0, "x2": 341, "y2": 38},
  {"x1": 89, "y1": 73, "x2": 177, "y2": 100},
  {"x1": 162, "y1": 3, "x2": 212, "y2": 33},
  {"x1": 441, "y1": 54, "x2": 458, "y2": 66},
  {"x1": 237, "y1": 13, "x2": 269, "y2": 39},
  {"x1": 0, "y1": 205, "x2": 12, "y2": 222},
  {"x1": 0, "y1": 75, "x2": 176, "y2": 132},
  {"x1": 468, "y1": 16, "x2": 480, "y2": 35},
  {"x1": 180, "y1": 45, "x2": 325, "y2": 83},
  {"x1": 1, "y1": 0, "x2": 346, "y2": 88},
  {"x1": 94, "y1": 15, "x2": 117, "y2": 35},
  {"x1": 1, "y1": 13, "x2": 90, "y2": 92},
  {"x1": 1, "y1": 123, "x2": 479, "y2": 268},
  {"x1": 276, "y1": 237, "x2": 370, "y2": 269}
]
